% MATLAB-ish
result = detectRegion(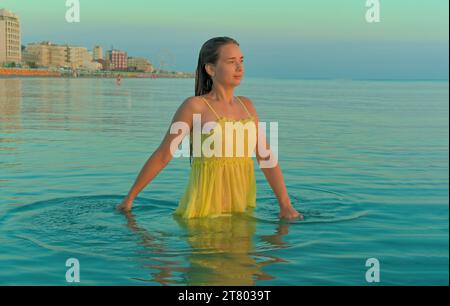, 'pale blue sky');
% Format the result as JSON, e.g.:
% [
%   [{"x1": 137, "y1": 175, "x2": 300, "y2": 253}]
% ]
[{"x1": 1, "y1": 0, "x2": 448, "y2": 79}]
